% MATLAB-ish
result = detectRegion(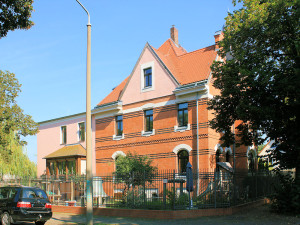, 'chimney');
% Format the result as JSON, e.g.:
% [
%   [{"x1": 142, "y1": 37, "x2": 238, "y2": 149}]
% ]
[
  {"x1": 170, "y1": 25, "x2": 179, "y2": 46},
  {"x1": 214, "y1": 30, "x2": 224, "y2": 51}
]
